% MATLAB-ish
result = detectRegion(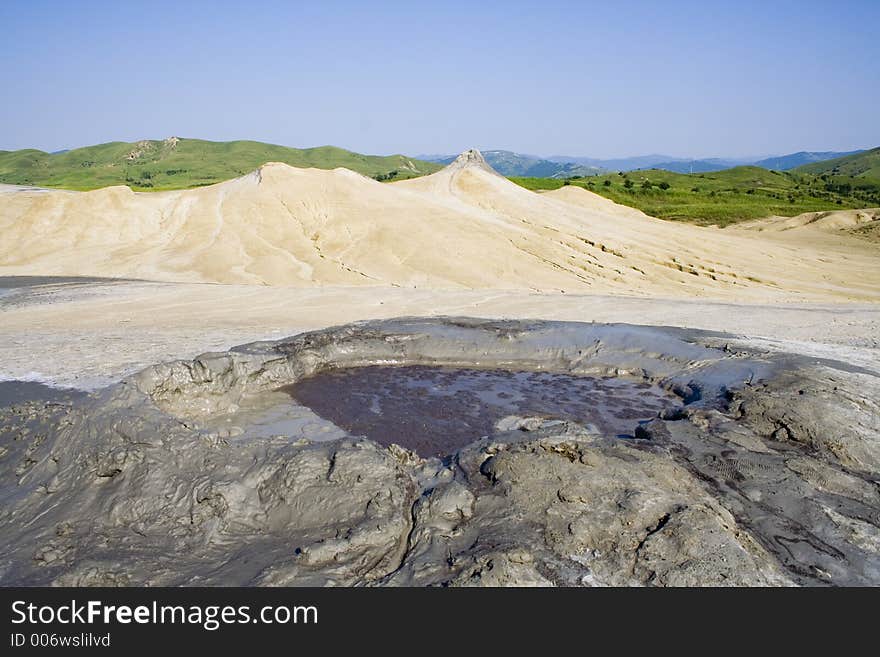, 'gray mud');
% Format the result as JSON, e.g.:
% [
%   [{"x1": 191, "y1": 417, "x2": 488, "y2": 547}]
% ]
[
  {"x1": 0, "y1": 276, "x2": 122, "y2": 289},
  {"x1": 0, "y1": 276, "x2": 140, "y2": 311},
  {"x1": 0, "y1": 381, "x2": 86, "y2": 409},
  {"x1": 0, "y1": 317, "x2": 878, "y2": 586},
  {"x1": 284, "y1": 366, "x2": 680, "y2": 456}
]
